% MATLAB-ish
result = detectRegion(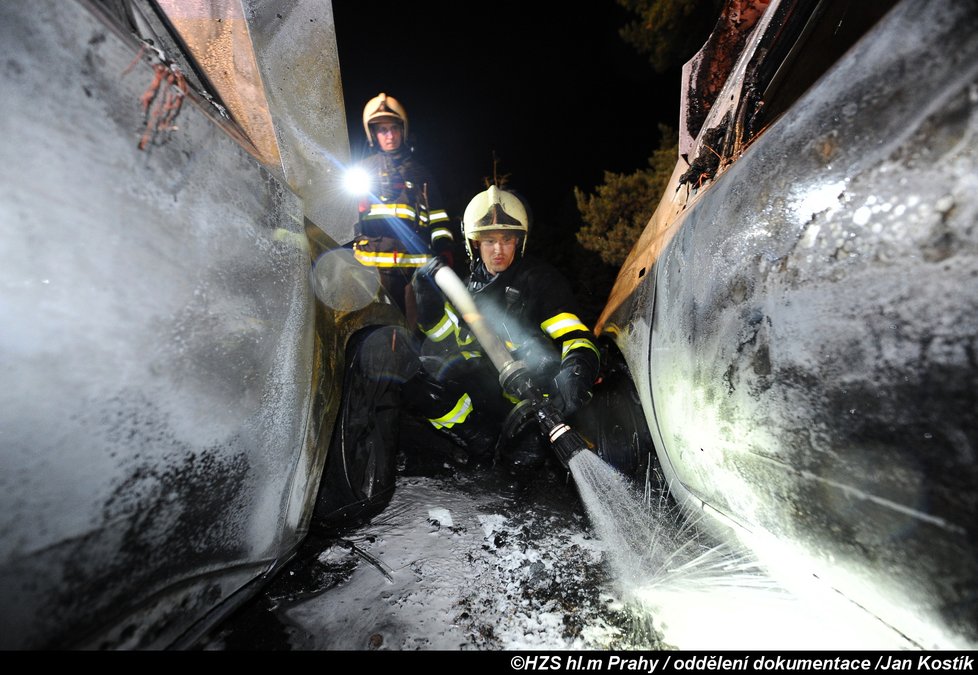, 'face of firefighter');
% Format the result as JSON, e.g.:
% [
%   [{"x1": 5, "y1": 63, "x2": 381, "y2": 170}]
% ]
[
  {"x1": 371, "y1": 119, "x2": 403, "y2": 152},
  {"x1": 478, "y1": 231, "x2": 519, "y2": 275}
]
